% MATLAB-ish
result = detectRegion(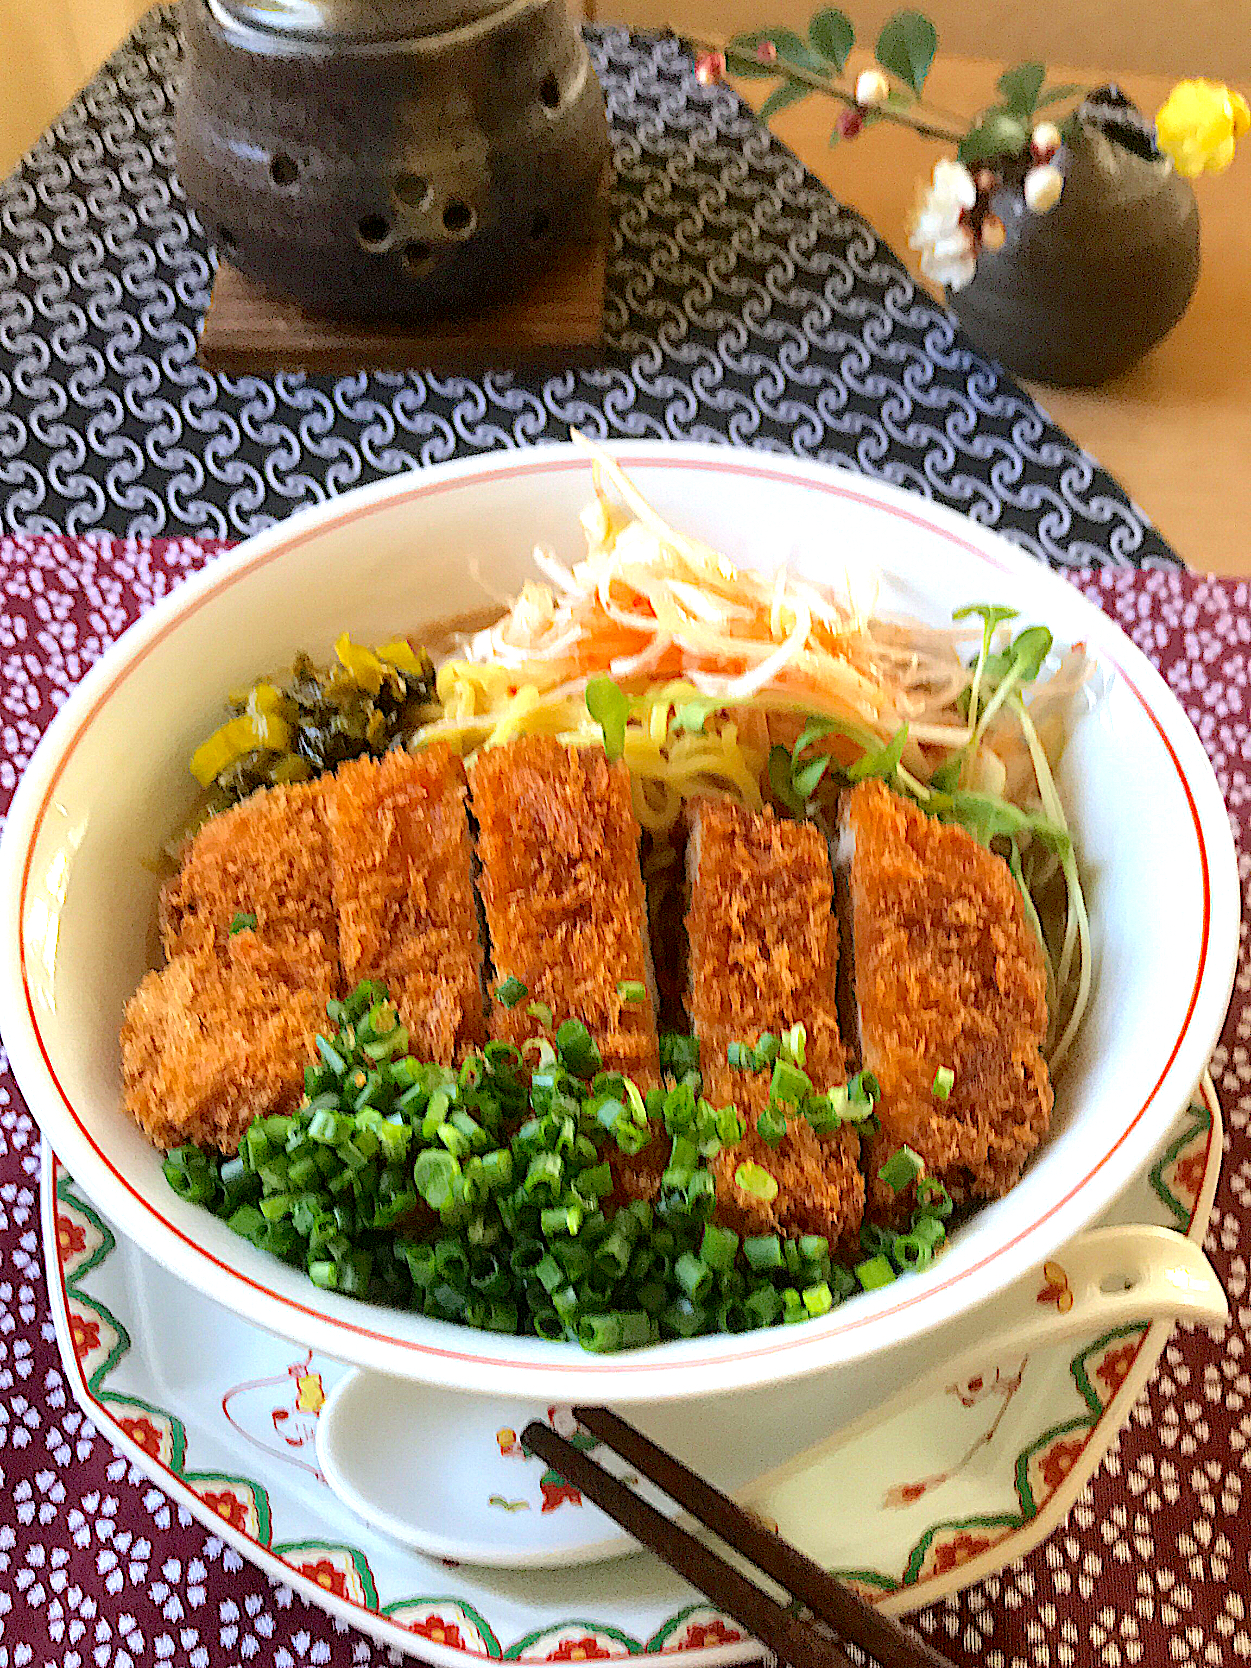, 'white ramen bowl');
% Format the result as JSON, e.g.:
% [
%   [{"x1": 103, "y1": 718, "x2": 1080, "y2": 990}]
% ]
[{"x1": 1, "y1": 444, "x2": 1238, "y2": 1460}]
